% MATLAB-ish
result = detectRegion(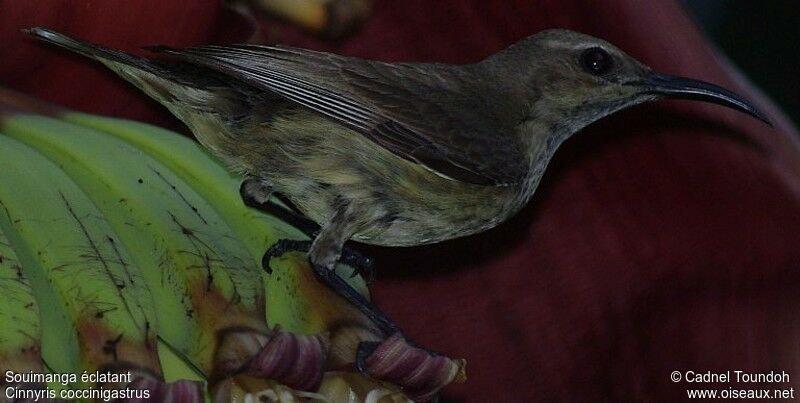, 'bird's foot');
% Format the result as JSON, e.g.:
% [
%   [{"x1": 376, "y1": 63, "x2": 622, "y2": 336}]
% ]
[
  {"x1": 262, "y1": 239, "x2": 374, "y2": 281},
  {"x1": 262, "y1": 239, "x2": 465, "y2": 401},
  {"x1": 262, "y1": 238, "x2": 394, "y2": 335},
  {"x1": 337, "y1": 246, "x2": 375, "y2": 283}
]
